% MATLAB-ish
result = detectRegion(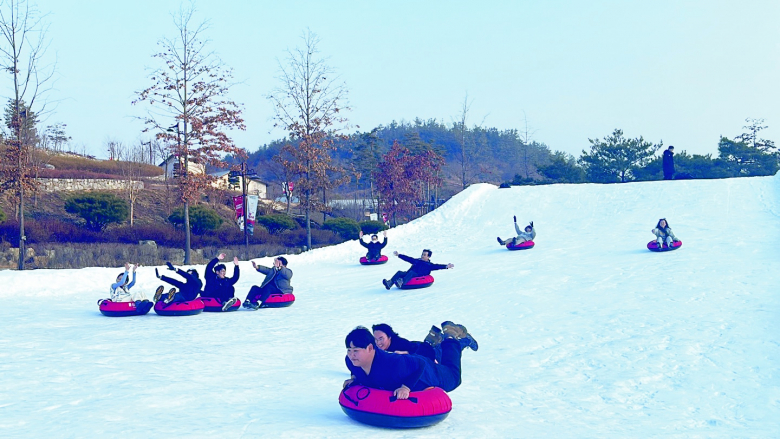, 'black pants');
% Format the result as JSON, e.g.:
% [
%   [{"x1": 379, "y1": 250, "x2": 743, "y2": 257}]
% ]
[
  {"x1": 434, "y1": 339, "x2": 463, "y2": 392},
  {"x1": 389, "y1": 270, "x2": 420, "y2": 287},
  {"x1": 246, "y1": 284, "x2": 282, "y2": 304},
  {"x1": 366, "y1": 250, "x2": 381, "y2": 260},
  {"x1": 160, "y1": 275, "x2": 199, "y2": 302}
]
